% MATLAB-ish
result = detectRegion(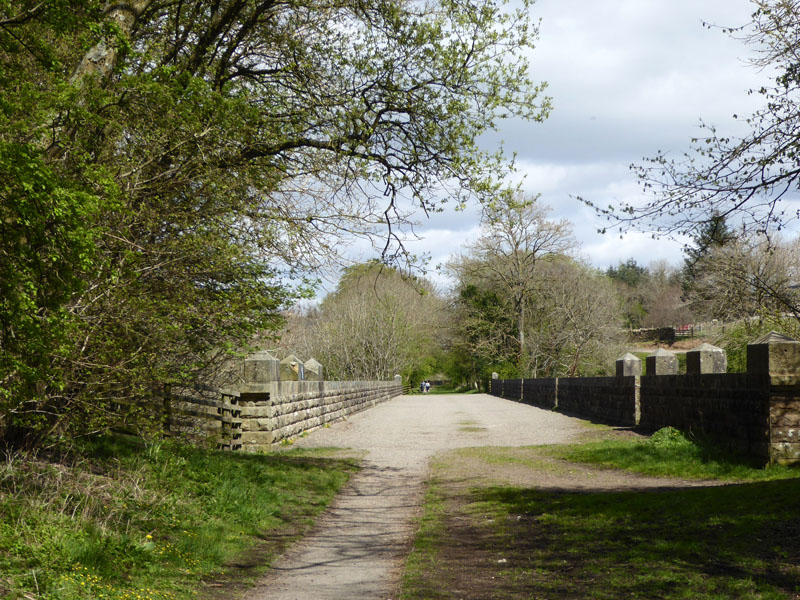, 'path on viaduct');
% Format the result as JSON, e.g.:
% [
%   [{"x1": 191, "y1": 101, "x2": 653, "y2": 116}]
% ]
[{"x1": 246, "y1": 393, "x2": 591, "y2": 600}]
